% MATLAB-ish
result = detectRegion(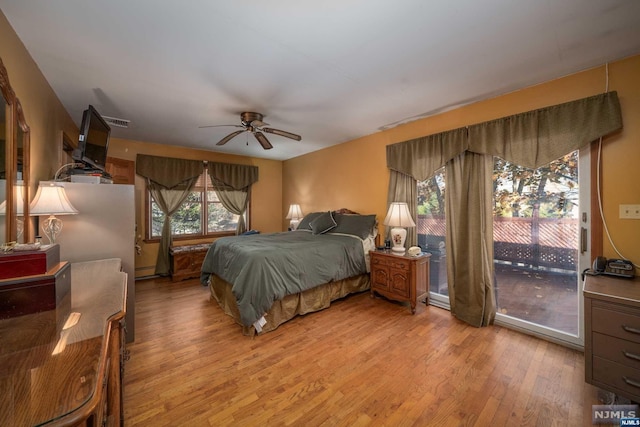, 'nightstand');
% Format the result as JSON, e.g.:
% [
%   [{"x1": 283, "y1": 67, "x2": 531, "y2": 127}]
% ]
[{"x1": 369, "y1": 250, "x2": 430, "y2": 314}]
